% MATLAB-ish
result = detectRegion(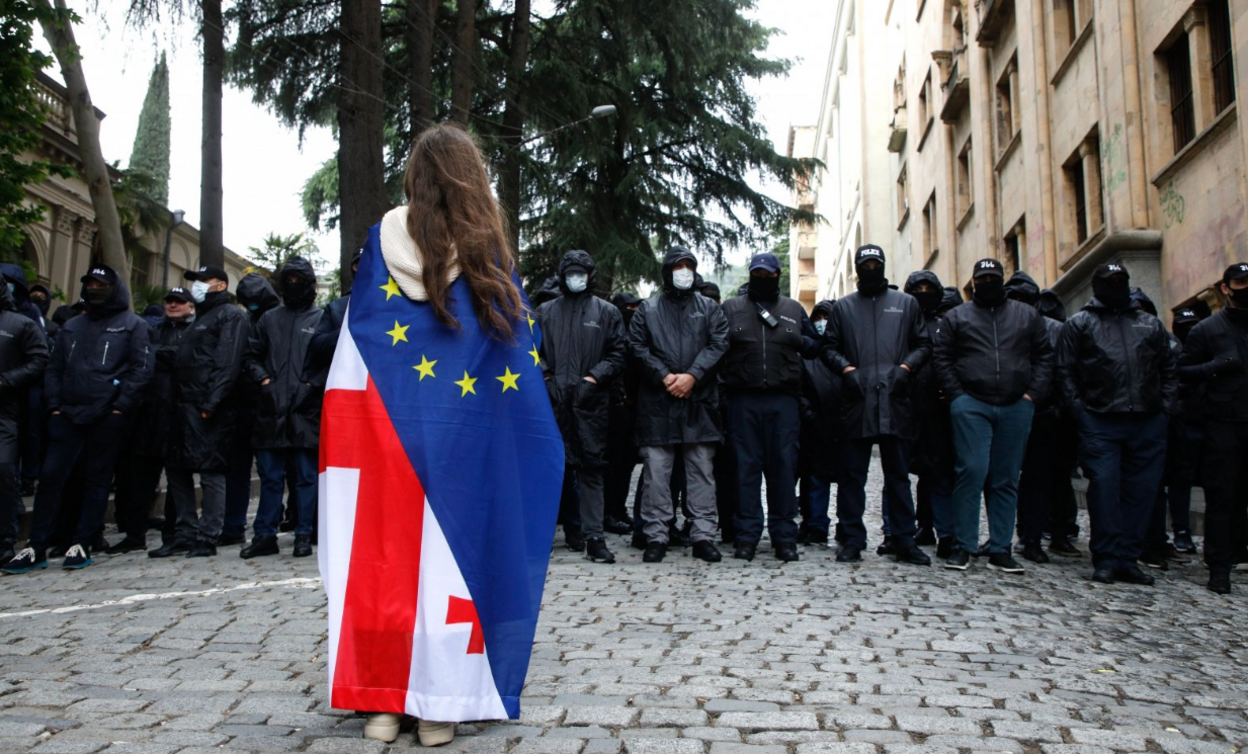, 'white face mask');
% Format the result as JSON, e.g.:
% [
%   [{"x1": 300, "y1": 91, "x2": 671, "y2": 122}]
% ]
[
  {"x1": 813, "y1": 319, "x2": 826, "y2": 335},
  {"x1": 672, "y1": 268, "x2": 695, "y2": 290},
  {"x1": 190, "y1": 280, "x2": 211, "y2": 303},
  {"x1": 565, "y1": 273, "x2": 588, "y2": 294}
]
